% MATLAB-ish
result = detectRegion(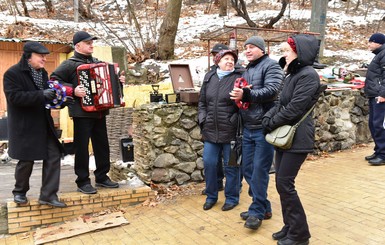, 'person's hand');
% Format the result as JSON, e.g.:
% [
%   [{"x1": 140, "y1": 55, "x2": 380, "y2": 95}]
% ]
[
  {"x1": 229, "y1": 87, "x2": 243, "y2": 100},
  {"x1": 63, "y1": 96, "x2": 74, "y2": 105},
  {"x1": 377, "y1": 96, "x2": 385, "y2": 103},
  {"x1": 43, "y1": 89, "x2": 56, "y2": 100},
  {"x1": 119, "y1": 71, "x2": 126, "y2": 84},
  {"x1": 74, "y1": 85, "x2": 86, "y2": 98}
]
